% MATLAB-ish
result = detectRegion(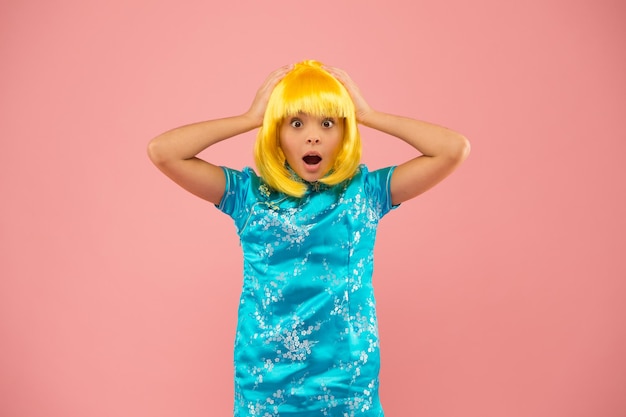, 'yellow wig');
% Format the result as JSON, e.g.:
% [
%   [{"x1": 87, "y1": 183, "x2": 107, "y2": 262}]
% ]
[{"x1": 254, "y1": 60, "x2": 362, "y2": 198}]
